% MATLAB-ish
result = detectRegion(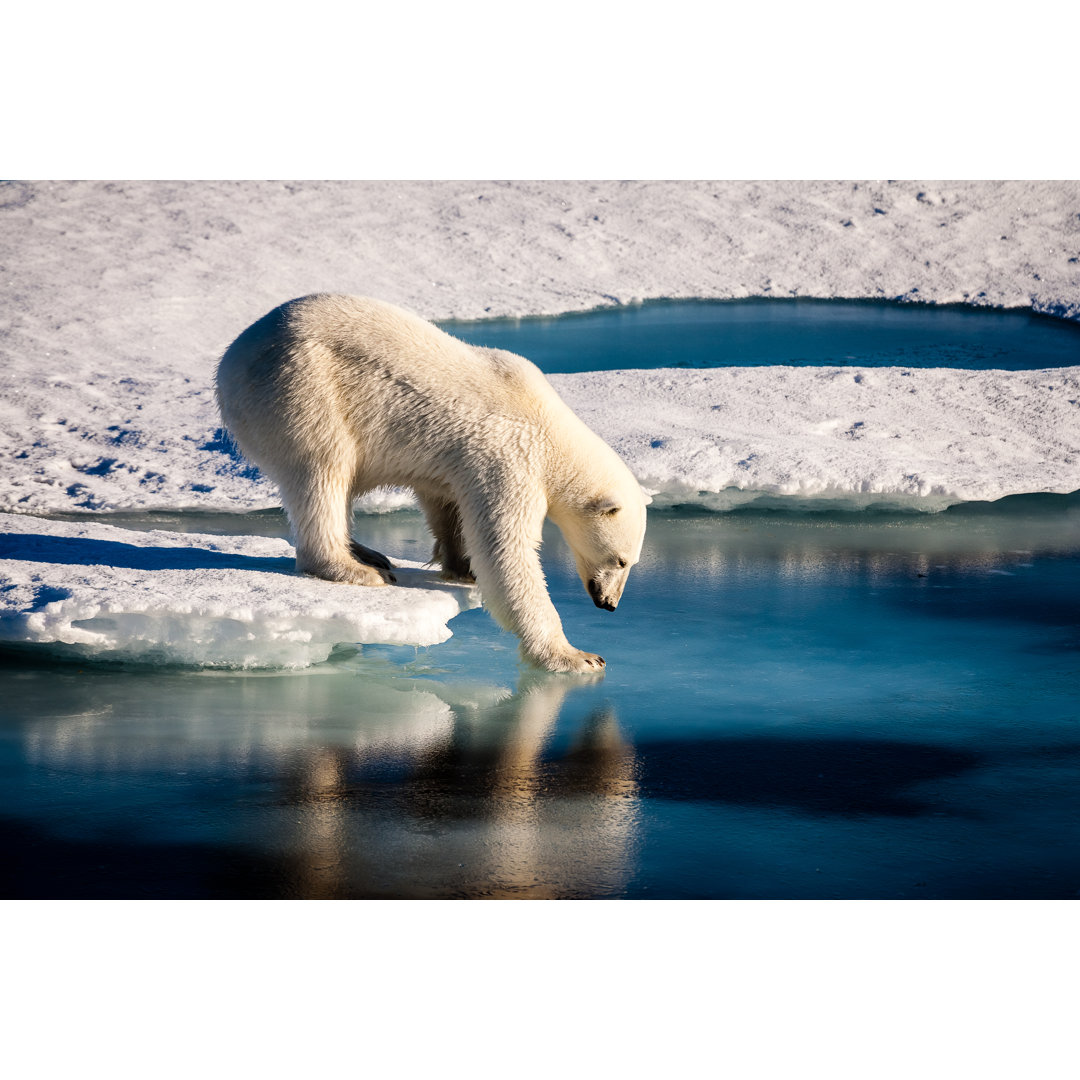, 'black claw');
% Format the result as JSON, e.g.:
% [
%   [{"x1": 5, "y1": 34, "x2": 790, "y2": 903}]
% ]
[{"x1": 350, "y1": 540, "x2": 393, "y2": 571}]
